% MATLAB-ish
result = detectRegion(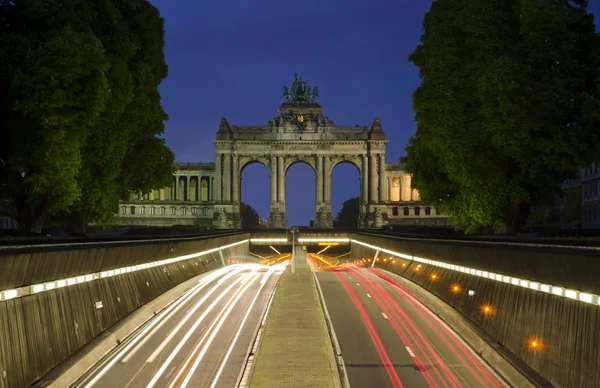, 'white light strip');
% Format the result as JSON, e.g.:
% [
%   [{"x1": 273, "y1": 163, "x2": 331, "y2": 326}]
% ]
[
  {"x1": 250, "y1": 238, "x2": 288, "y2": 243},
  {"x1": 351, "y1": 238, "x2": 599, "y2": 307},
  {"x1": 0, "y1": 239, "x2": 249, "y2": 303},
  {"x1": 298, "y1": 238, "x2": 351, "y2": 243}
]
